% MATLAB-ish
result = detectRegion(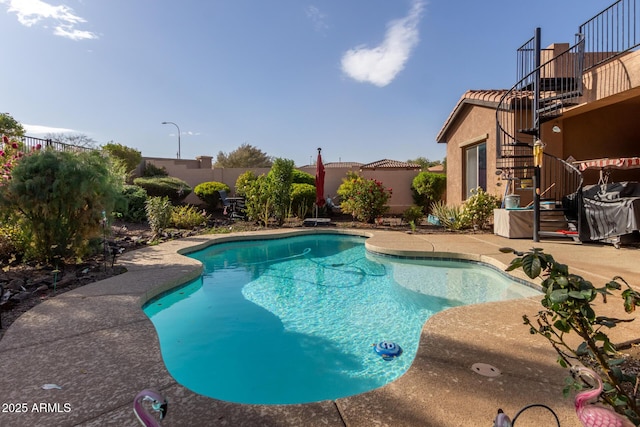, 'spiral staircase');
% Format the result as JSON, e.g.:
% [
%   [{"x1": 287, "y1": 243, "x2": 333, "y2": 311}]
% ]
[
  {"x1": 495, "y1": 0, "x2": 640, "y2": 240},
  {"x1": 495, "y1": 28, "x2": 585, "y2": 241}
]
